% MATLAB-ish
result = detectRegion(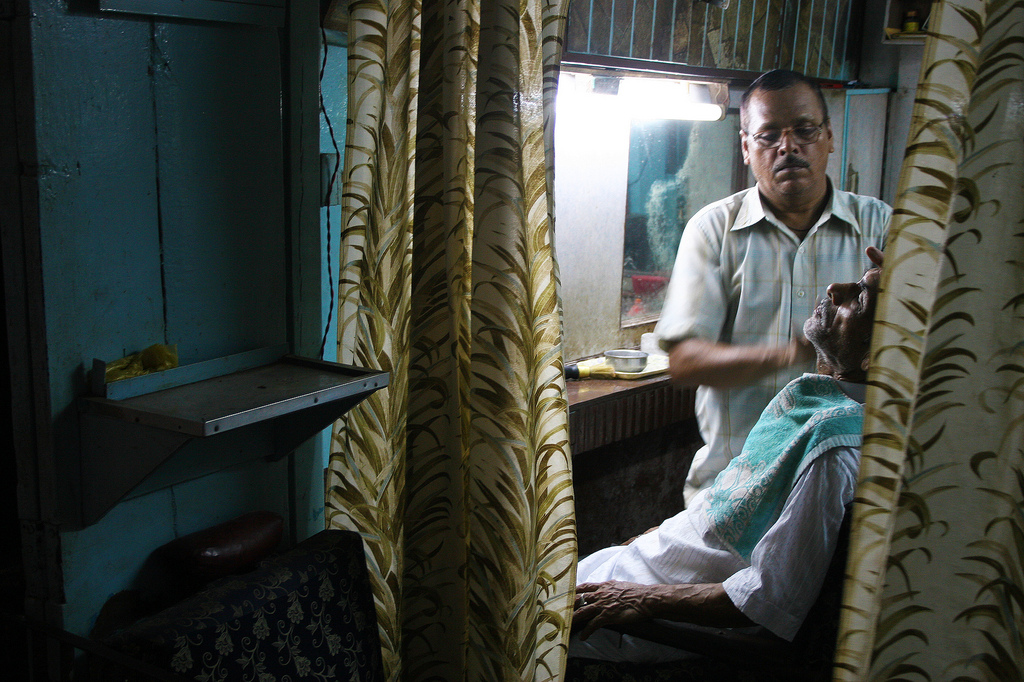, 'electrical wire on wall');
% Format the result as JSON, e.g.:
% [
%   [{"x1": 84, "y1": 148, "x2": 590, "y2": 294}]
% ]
[{"x1": 319, "y1": 26, "x2": 341, "y2": 360}]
